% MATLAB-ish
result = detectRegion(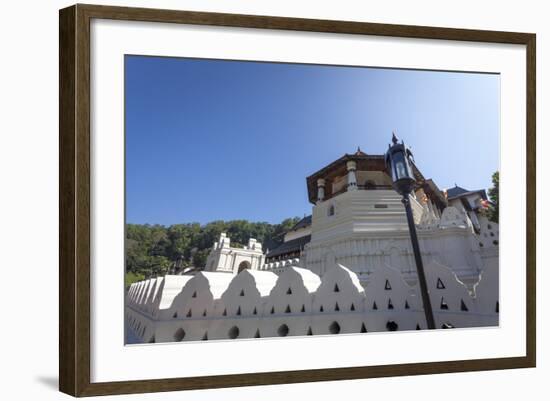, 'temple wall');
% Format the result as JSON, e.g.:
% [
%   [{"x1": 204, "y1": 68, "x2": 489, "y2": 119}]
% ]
[
  {"x1": 304, "y1": 200, "x2": 498, "y2": 289},
  {"x1": 126, "y1": 260, "x2": 498, "y2": 343}
]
